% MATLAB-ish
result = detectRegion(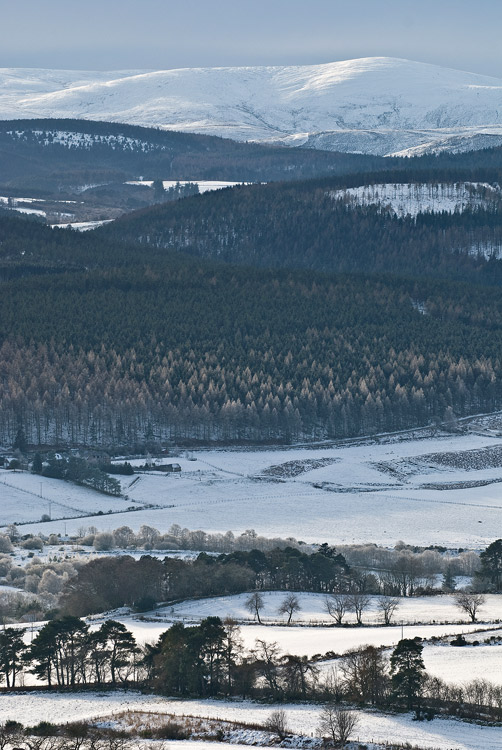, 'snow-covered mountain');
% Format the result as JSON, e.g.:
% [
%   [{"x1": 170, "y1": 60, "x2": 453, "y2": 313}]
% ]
[{"x1": 3, "y1": 58, "x2": 502, "y2": 155}]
